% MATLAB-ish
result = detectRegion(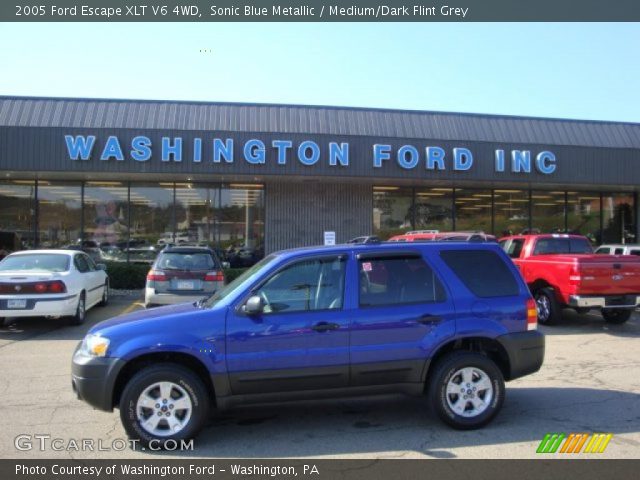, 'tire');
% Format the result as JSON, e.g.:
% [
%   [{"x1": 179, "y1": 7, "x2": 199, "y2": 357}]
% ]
[
  {"x1": 602, "y1": 308, "x2": 633, "y2": 324},
  {"x1": 68, "y1": 292, "x2": 86, "y2": 326},
  {"x1": 574, "y1": 307, "x2": 590, "y2": 315},
  {"x1": 534, "y1": 287, "x2": 561, "y2": 325},
  {"x1": 119, "y1": 364, "x2": 210, "y2": 448},
  {"x1": 428, "y1": 351, "x2": 505, "y2": 430},
  {"x1": 98, "y1": 280, "x2": 109, "y2": 307}
]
